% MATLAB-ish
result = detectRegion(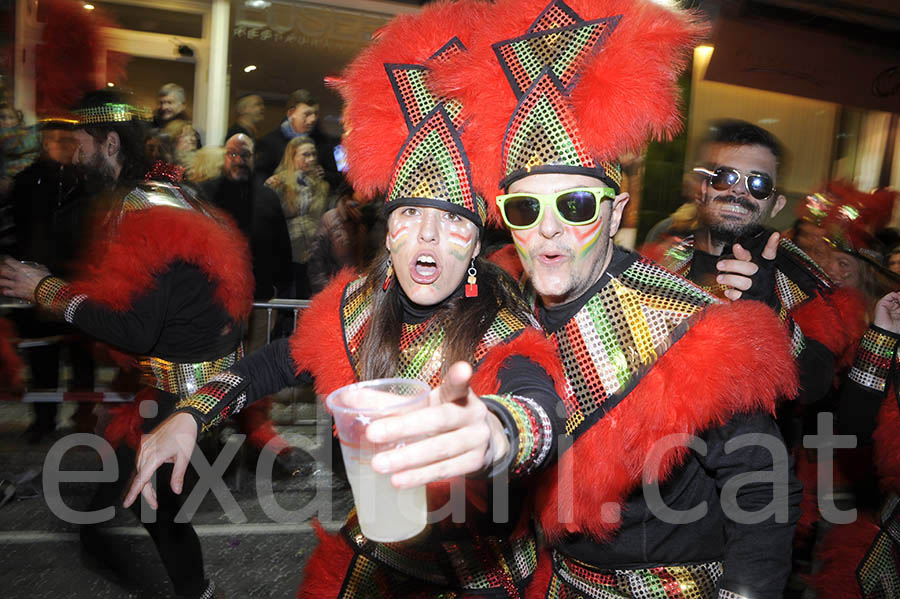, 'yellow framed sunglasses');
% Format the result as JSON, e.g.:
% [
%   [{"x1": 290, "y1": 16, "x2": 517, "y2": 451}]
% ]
[{"x1": 495, "y1": 187, "x2": 616, "y2": 230}]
